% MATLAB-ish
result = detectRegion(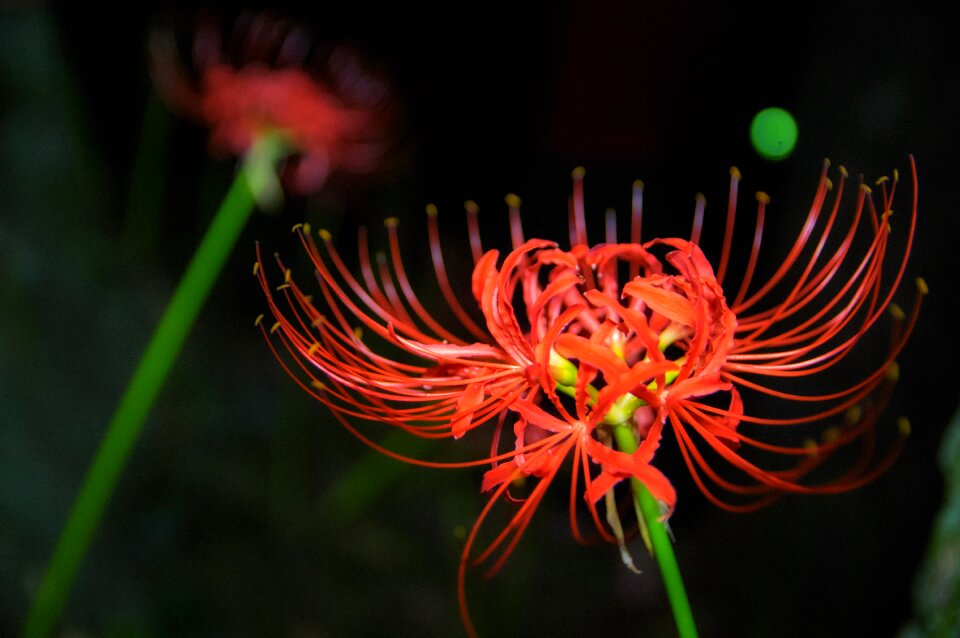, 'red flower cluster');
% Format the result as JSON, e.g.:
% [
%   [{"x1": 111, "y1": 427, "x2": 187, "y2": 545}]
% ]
[
  {"x1": 150, "y1": 12, "x2": 391, "y2": 192},
  {"x1": 257, "y1": 158, "x2": 922, "y2": 634}
]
